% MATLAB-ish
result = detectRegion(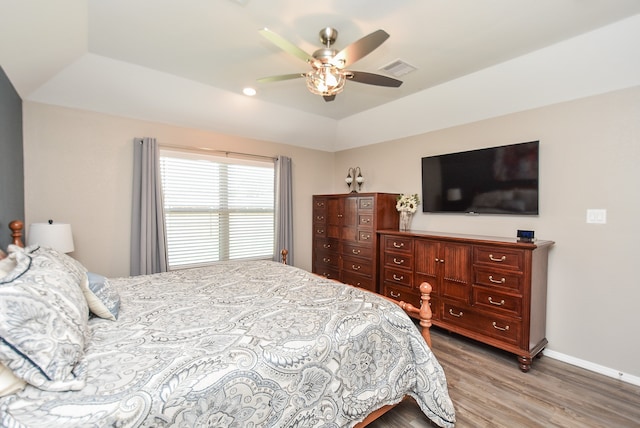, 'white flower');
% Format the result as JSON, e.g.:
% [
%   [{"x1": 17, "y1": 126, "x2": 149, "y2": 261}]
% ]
[{"x1": 396, "y1": 193, "x2": 420, "y2": 214}]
